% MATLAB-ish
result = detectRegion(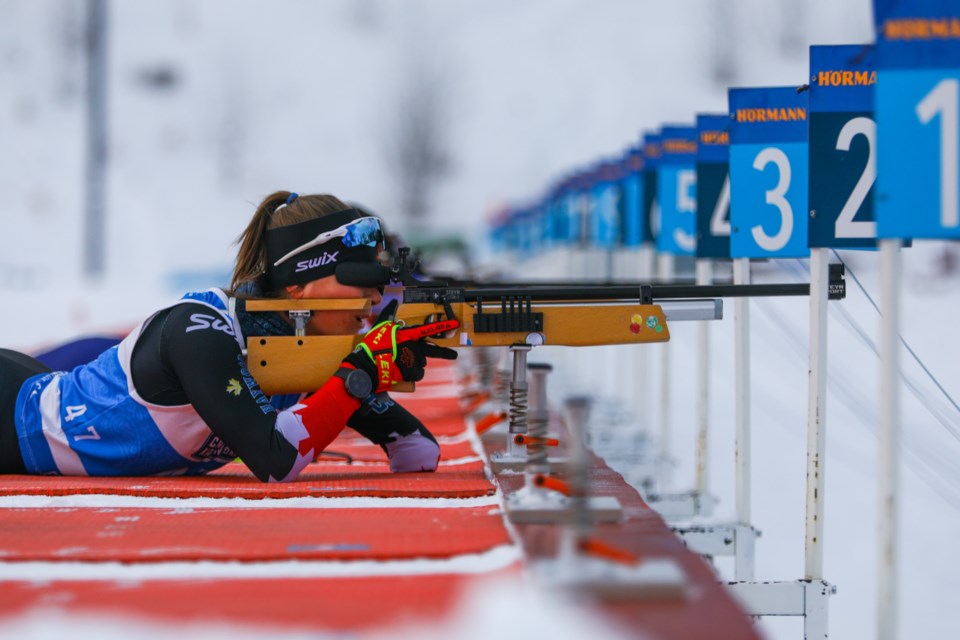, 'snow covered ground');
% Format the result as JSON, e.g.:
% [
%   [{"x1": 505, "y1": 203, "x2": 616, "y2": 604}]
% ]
[
  {"x1": 3, "y1": 1, "x2": 959, "y2": 639},
  {"x1": 524, "y1": 243, "x2": 960, "y2": 640}
]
